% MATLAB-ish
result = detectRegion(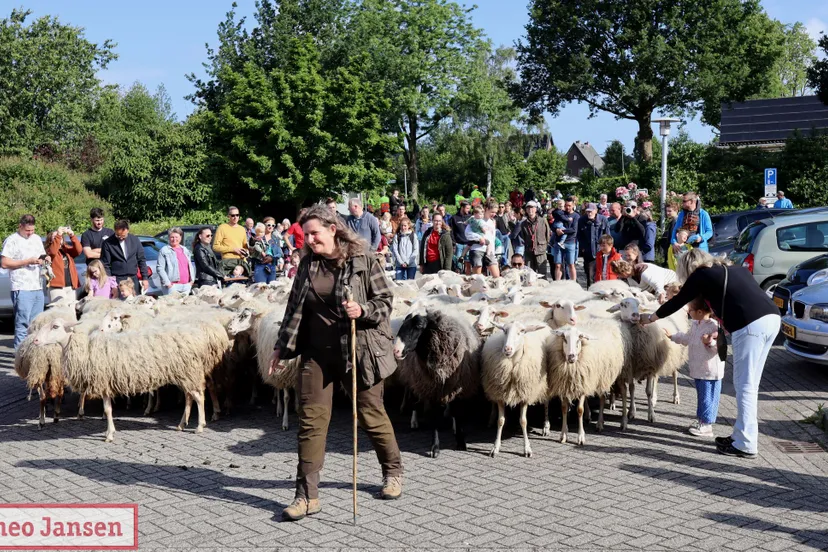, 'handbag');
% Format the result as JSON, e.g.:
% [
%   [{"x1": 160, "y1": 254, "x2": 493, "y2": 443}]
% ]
[{"x1": 716, "y1": 266, "x2": 729, "y2": 362}]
